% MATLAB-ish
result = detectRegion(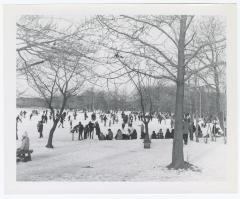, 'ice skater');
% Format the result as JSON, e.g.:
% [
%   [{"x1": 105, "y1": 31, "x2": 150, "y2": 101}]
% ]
[{"x1": 37, "y1": 120, "x2": 44, "y2": 138}]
